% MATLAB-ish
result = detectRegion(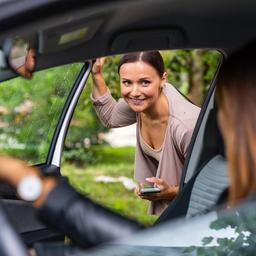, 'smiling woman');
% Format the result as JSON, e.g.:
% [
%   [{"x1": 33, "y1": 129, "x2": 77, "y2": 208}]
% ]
[{"x1": 91, "y1": 51, "x2": 201, "y2": 216}]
